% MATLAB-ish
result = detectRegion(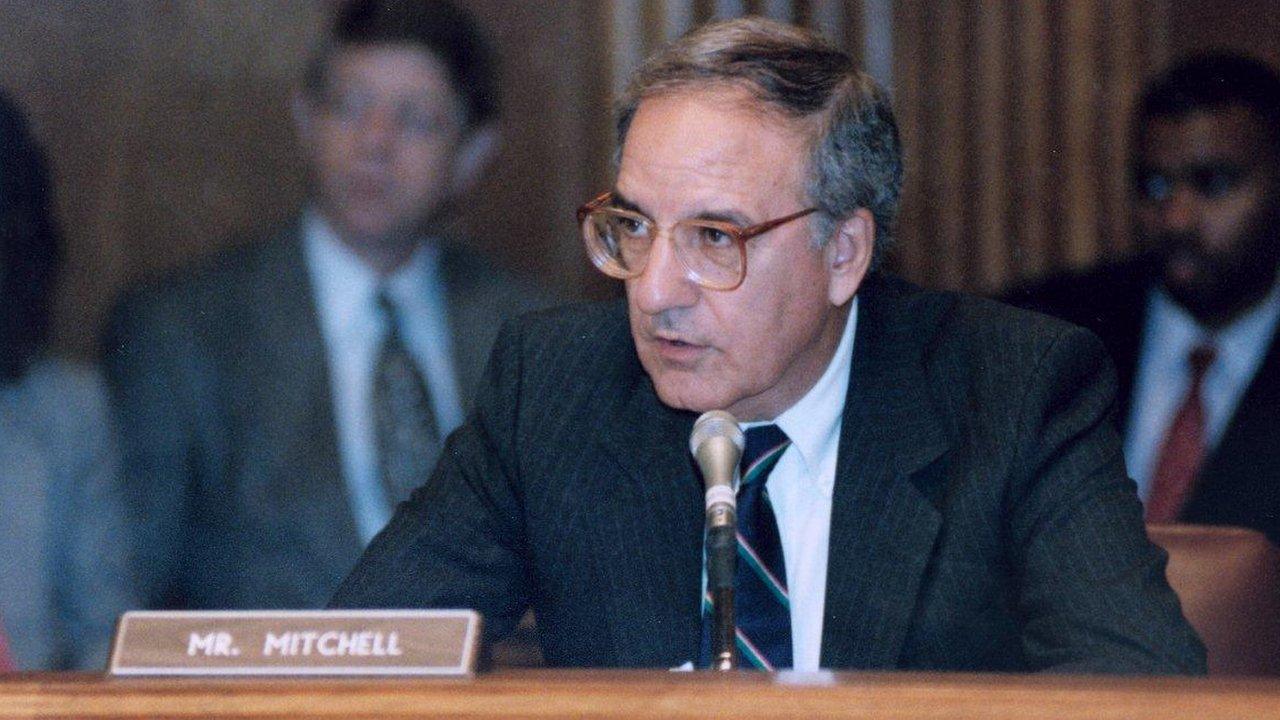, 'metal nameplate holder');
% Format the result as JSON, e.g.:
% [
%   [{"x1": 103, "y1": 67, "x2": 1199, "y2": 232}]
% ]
[{"x1": 109, "y1": 609, "x2": 481, "y2": 676}]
